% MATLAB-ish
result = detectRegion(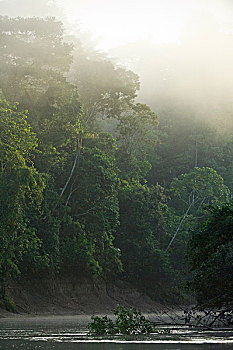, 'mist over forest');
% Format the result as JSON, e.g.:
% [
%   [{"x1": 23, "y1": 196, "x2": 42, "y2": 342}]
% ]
[
  {"x1": 113, "y1": 17, "x2": 233, "y2": 126},
  {"x1": 1, "y1": 0, "x2": 232, "y2": 128},
  {"x1": 0, "y1": 0, "x2": 232, "y2": 316}
]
